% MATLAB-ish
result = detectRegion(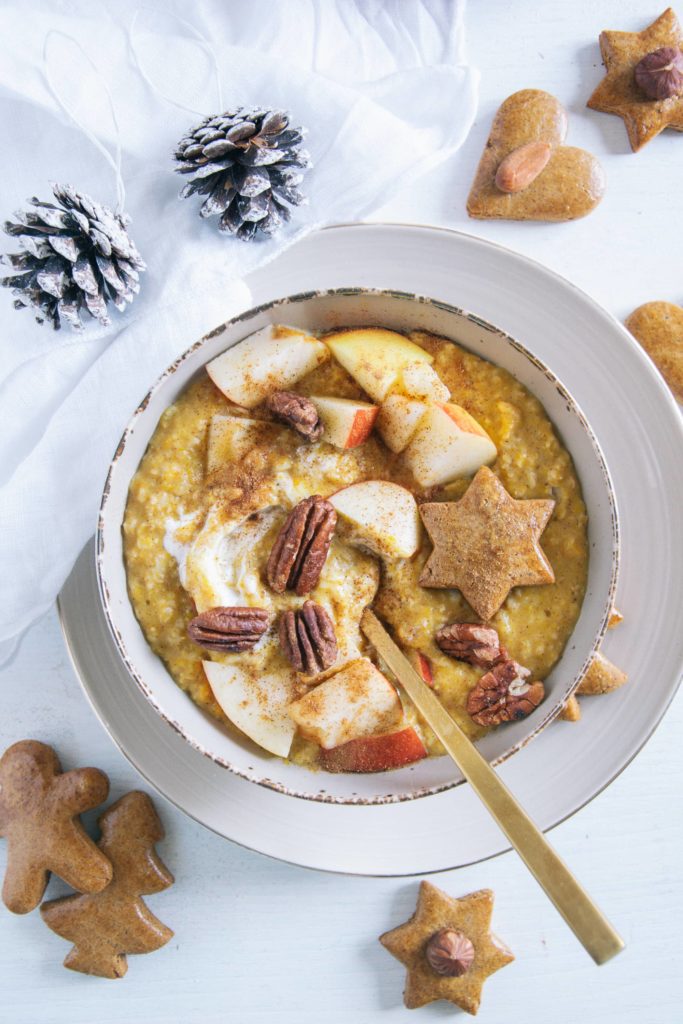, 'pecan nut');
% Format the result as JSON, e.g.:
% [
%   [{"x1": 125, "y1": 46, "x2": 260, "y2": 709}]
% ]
[
  {"x1": 435, "y1": 621, "x2": 507, "y2": 669},
  {"x1": 425, "y1": 929, "x2": 475, "y2": 977},
  {"x1": 266, "y1": 496, "x2": 337, "y2": 595},
  {"x1": 279, "y1": 601, "x2": 338, "y2": 675},
  {"x1": 264, "y1": 390, "x2": 323, "y2": 441},
  {"x1": 467, "y1": 660, "x2": 544, "y2": 727},
  {"x1": 187, "y1": 606, "x2": 270, "y2": 652}
]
